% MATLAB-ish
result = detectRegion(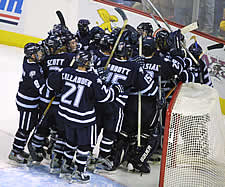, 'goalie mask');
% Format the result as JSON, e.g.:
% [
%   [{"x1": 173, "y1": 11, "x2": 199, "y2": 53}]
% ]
[{"x1": 24, "y1": 43, "x2": 45, "y2": 63}]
